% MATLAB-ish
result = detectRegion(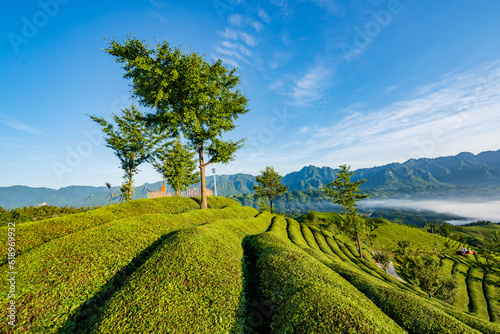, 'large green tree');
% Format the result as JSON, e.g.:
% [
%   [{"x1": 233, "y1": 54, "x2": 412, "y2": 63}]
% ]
[
  {"x1": 89, "y1": 104, "x2": 167, "y2": 201},
  {"x1": 323, "y1": 164, "x2": 370, "y2": 258},
  {"x1": 152, "y1": 138, "x2": 199, "y2": 196},
  {"x1": 253, "y1": 166, "x2": 289, "y2": 214},
  {"x1": 104, "y1": 36, "x2": 249, "y2": 209}
]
